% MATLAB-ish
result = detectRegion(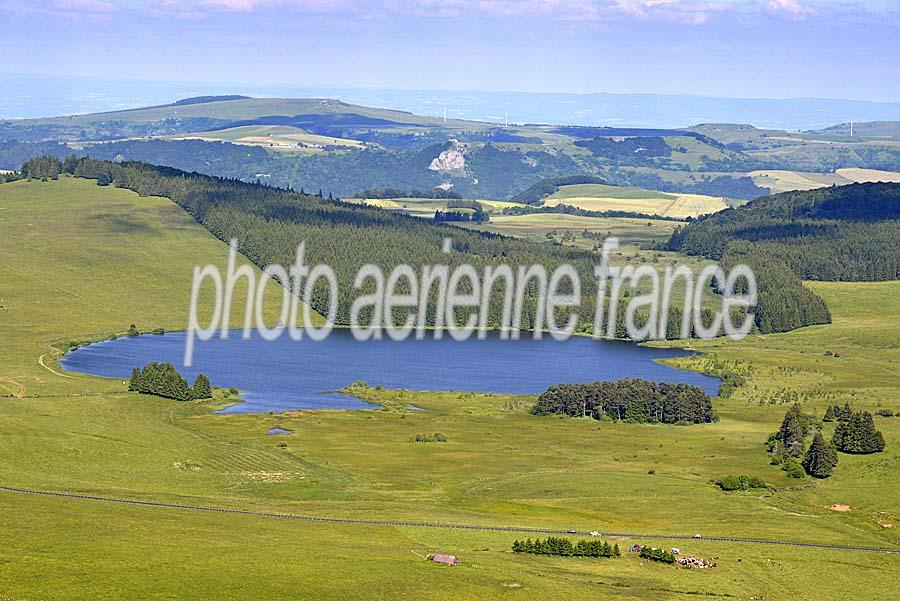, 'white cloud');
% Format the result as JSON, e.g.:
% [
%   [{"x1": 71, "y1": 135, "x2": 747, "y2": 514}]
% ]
[
  {"x1": 765, "y1": 0, "x2": 813, "y2": 19},
  {"x1": 610, "y1": 0, "x2": 729, "y2": 24}
]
